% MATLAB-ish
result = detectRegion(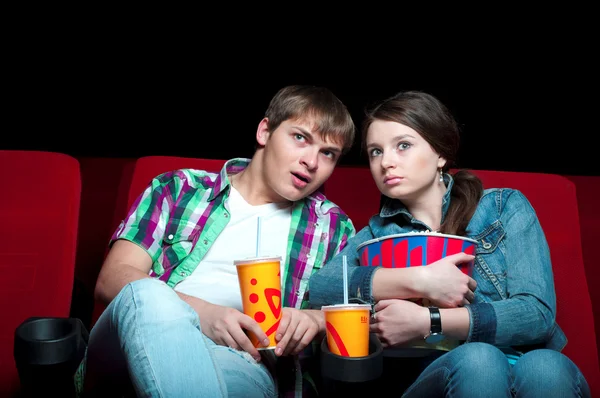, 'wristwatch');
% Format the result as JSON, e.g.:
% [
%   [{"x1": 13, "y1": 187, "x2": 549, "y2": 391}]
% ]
[{"x1": 424, "y1": 307, "x2": 445, "y2": 344}]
